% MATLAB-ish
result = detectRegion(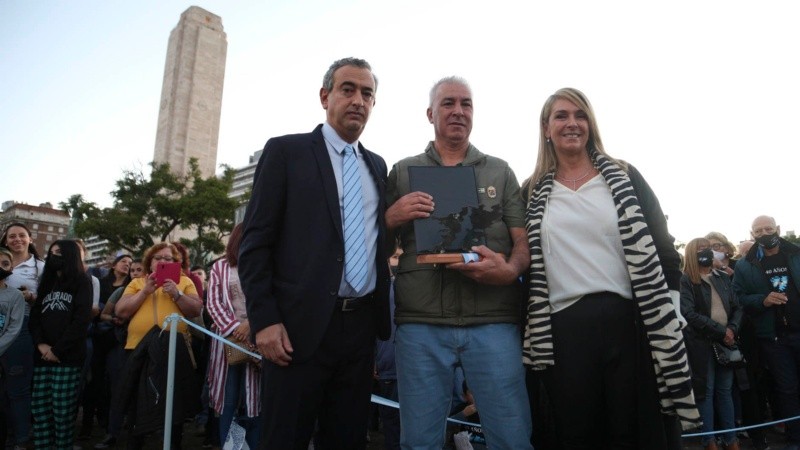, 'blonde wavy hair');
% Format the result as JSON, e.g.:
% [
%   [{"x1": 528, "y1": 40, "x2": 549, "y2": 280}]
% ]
[{"x1": 524, "y1": 87, "x2": 627, "y2": 199}]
